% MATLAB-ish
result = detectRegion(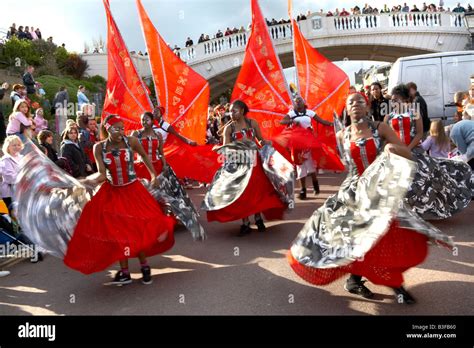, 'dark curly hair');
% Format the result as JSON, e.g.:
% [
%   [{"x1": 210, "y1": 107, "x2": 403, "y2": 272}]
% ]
[
  {"x1": 391, "y1": 84, "x2": 410, "y2": 101},
  {"x1": 232, "y1": 100, "x2": 249, "y2": 116}
]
